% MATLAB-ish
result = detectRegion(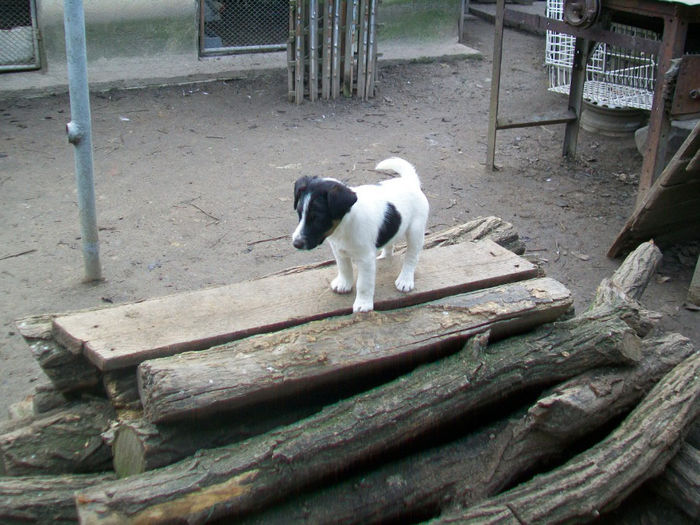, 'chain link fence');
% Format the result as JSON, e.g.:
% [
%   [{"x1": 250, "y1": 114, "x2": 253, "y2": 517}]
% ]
[
  {"x1": 200, "y1": 0, "x2": 288, "y2": 55},
  {"x1": 0, "y1": 0, "x2": 40, "y2": 71}
]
